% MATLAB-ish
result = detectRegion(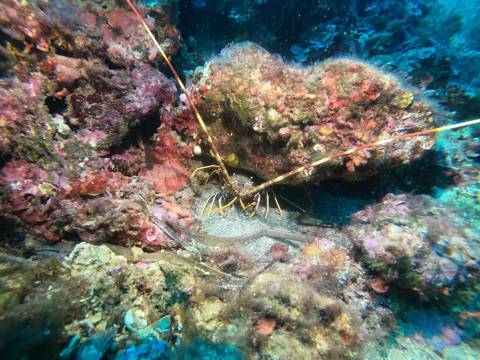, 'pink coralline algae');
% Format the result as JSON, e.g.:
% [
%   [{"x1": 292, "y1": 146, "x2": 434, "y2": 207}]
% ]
[
  {"x1": 349, "y1": 193, "x2": 480, "y2": 294},
  {"x1": 0, "y1": 160, "x2": 65, "y2": 242},
  {"x1": 66, "y1": 171, "x2": 131, "y2": 197},
  {"x1": 140, "y1": 162, "x2": 189, "y2": 194},
  {"x1": 126, "y1": 64, "x2": 177, "y2": 116},
  {"x1": 188, "y1": 42, "x2": 436, "y2": 184},
  {"x1": 0, "y1": 0, "x2": 180, "y2": 65},
  {"x1": 0, "y1": 0, "x2": 196, "y2": 249},
  {"x1": 97, "y1": 5, "x2": 180, "y2": 65},
  {"x1": 140, "y1": 128, "x2": 193, "y2": 193},
  {"x1": 49, "y1": 55, "x2": 89, "y2": 87}
]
